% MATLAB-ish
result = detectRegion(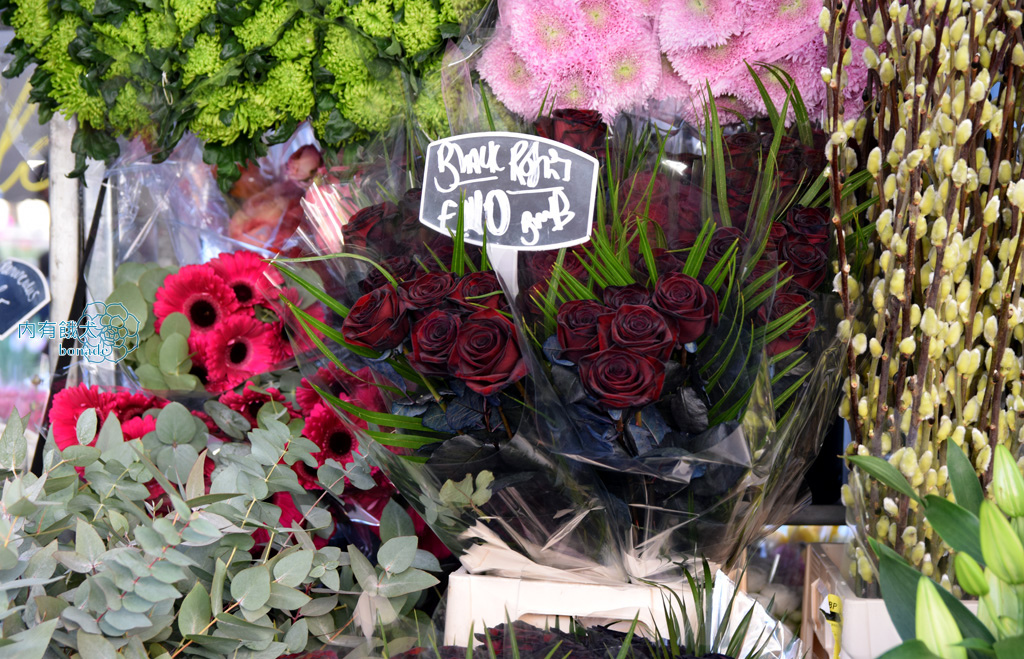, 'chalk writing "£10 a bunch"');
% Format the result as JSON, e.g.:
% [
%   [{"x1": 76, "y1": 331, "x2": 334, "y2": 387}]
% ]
[{"x1": 431, "y1": 139, "x2": 576, "y2": 247}]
